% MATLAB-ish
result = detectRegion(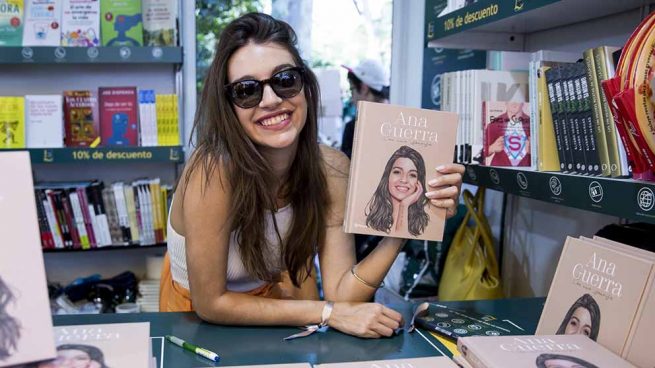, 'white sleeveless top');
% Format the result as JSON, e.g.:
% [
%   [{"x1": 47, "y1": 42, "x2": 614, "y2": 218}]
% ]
[{"x1": 167, "y1": 200, "x2": 293, "y2": 292}]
